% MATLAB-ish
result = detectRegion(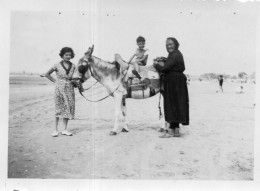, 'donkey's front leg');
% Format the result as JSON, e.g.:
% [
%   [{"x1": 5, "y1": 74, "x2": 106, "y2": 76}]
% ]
[
  {"x1": 121, "y1": 96, "x2": 129, "y2": 132},
  {"x1": 110, "y1": 92, "x2": 123, "y2": 135}
]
